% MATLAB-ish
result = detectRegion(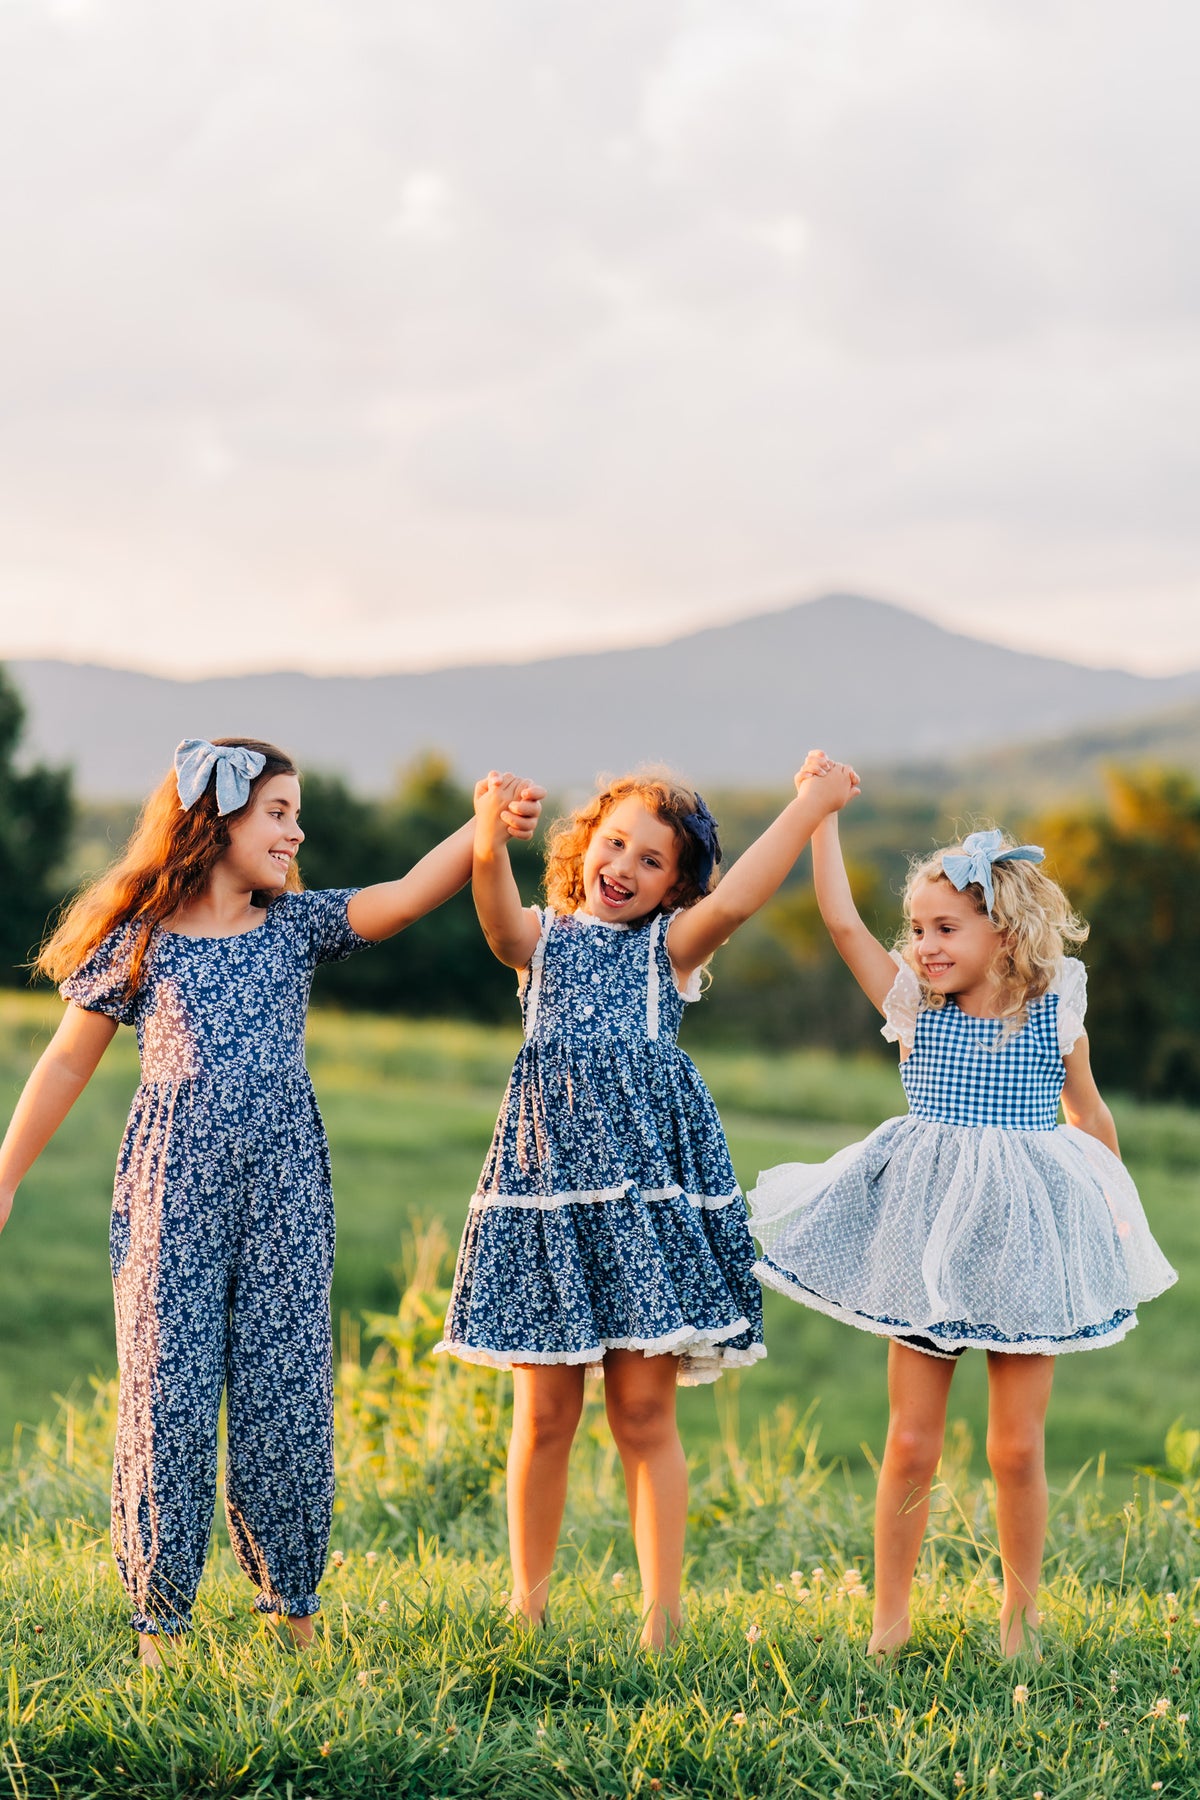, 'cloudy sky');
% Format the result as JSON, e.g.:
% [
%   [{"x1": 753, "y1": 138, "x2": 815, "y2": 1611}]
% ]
[{"x1": 1, "y1": 0, "x2": 1198, "y2": 677}]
